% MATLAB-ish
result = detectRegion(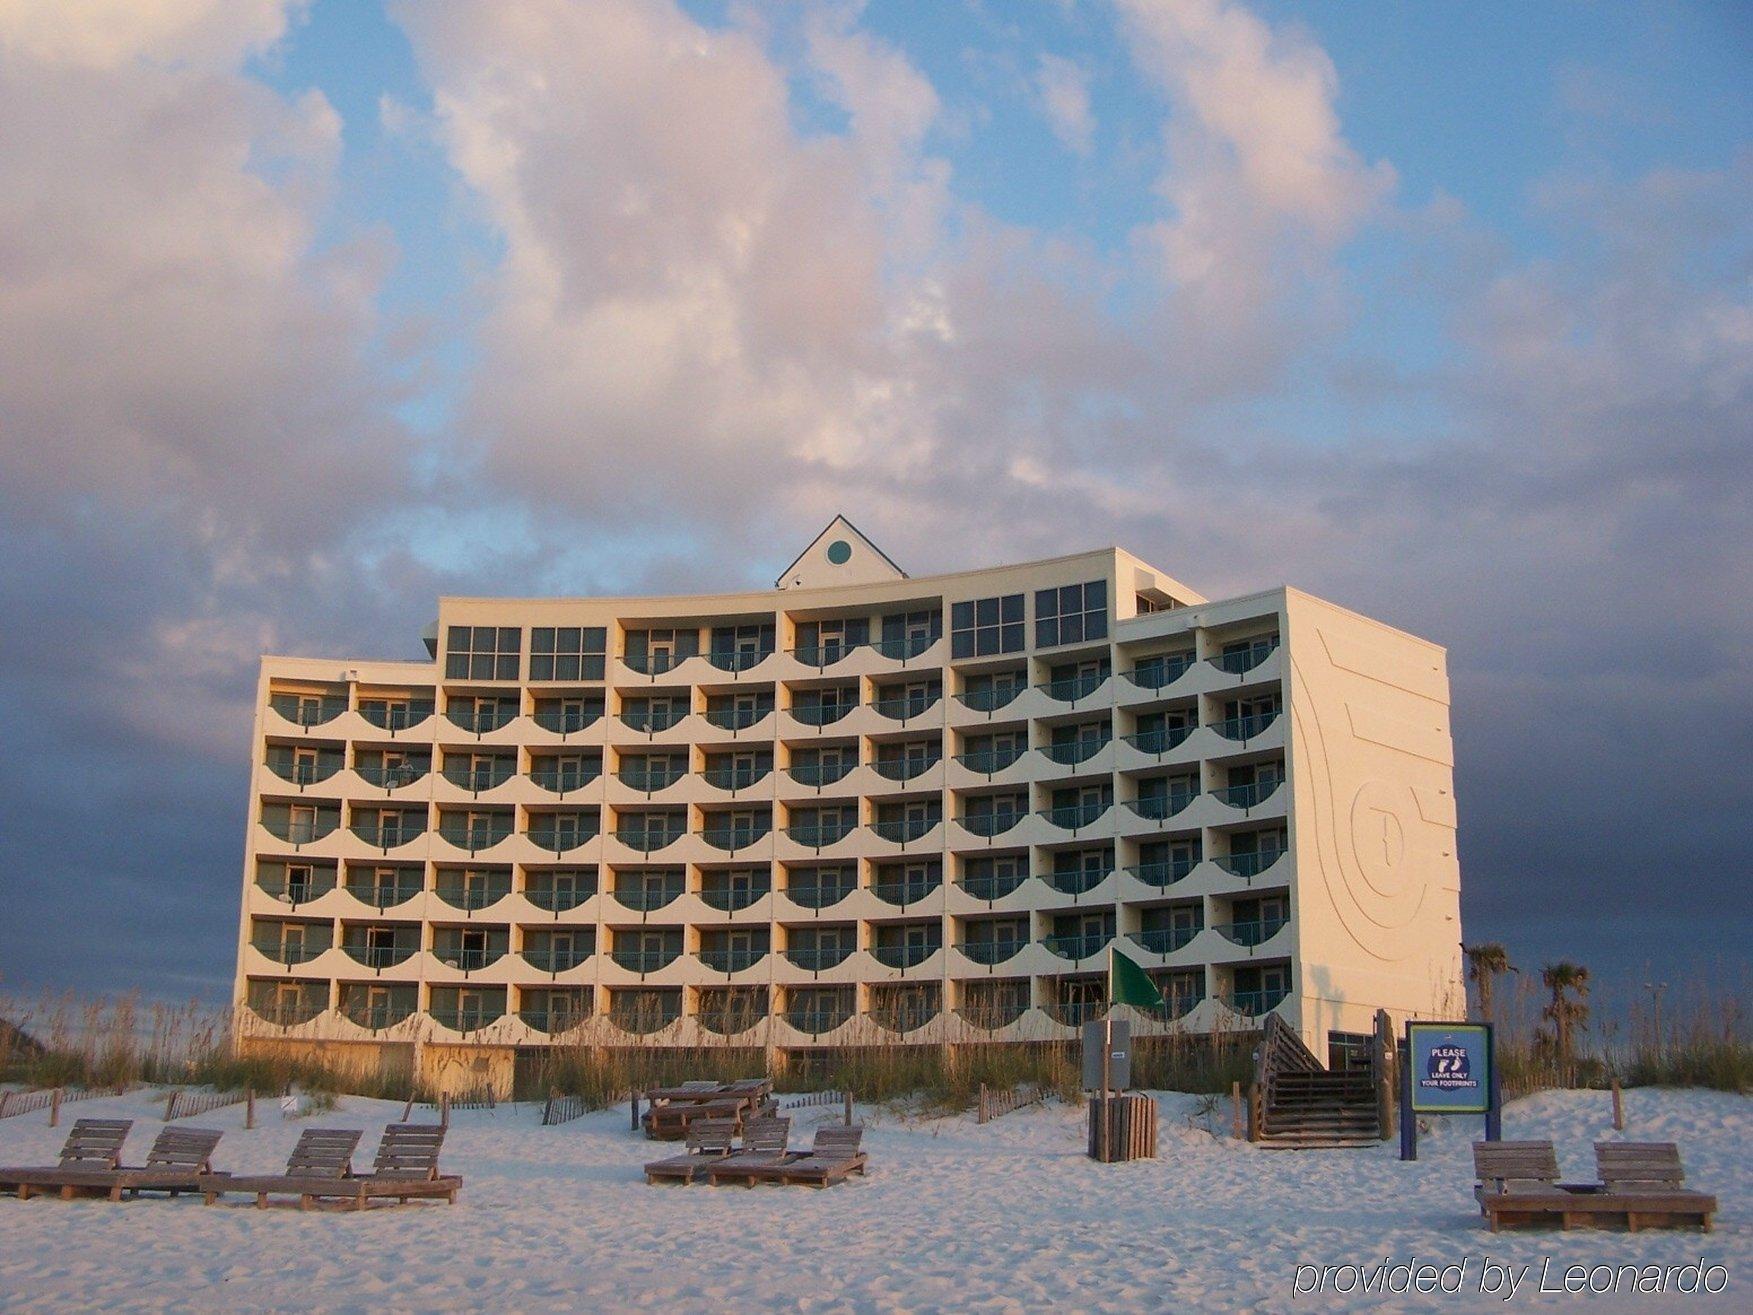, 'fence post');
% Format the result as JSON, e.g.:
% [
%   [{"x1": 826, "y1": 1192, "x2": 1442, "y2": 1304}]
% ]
[
  {"x1": 1230, "y1": 1081, "x2": 1242, "y2": 1139},
  {"x1": 0, "y1": 1091, "x2": 9, "y2": 1120},
  {"x1": 630, "y1": 1092, "x2": 640, "y2": 1133},
  {"x1": 246, "y1": 1088, "x2": 255, "y2": 1130},
  {"x1": 1610, "y1": 1080, "x2": 1624, "y2": 1131},
  {"x1": 165, "y1": 1090, "x2": 179, "y2": 1122},
  {"x1": 439, "y1": 1093, "x2": 450, "y2": 1128},
  {"x1": 978, "y1": 1083, "x2": 987, "y2": 1125},
  {"x1": 50, "y1": 1088, "x2": 62, "y2": 1127},
  {"x1": 1246, "y1": 1083, "x2": 1261, "y2": 1142},
  {"x1": 844, "y1": 1090, "x2": 853, "y2": 1127}
]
